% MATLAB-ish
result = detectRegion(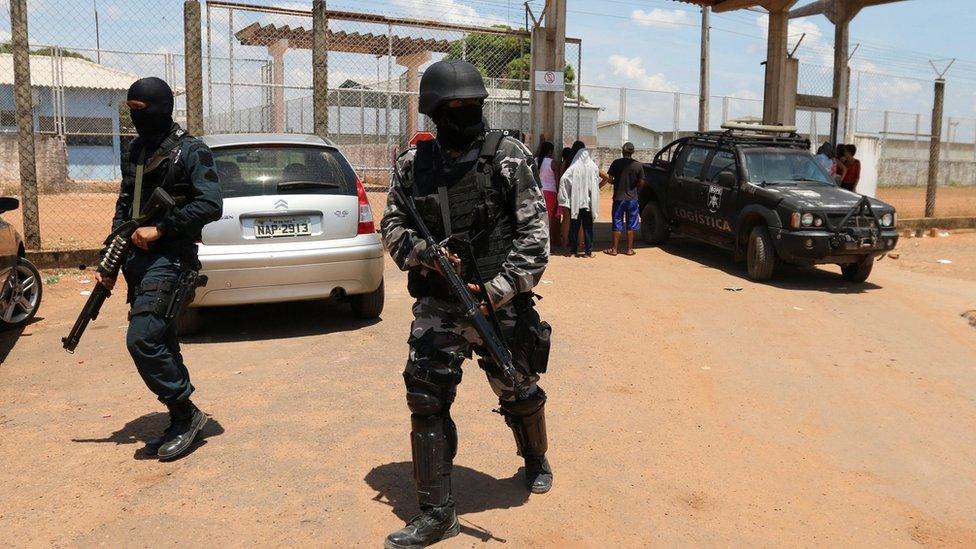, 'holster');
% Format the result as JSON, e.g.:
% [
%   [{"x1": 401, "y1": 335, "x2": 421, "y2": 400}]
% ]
[{"x1": 511, "y1": 294, "x2": 552, "y2": 375}]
